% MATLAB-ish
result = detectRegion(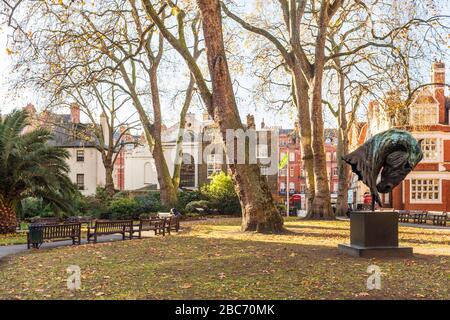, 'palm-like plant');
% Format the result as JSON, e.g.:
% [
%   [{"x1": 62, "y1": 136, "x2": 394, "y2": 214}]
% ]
[{"x1": 0, "y1": 109, "x2": 76, "y2": 234}]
